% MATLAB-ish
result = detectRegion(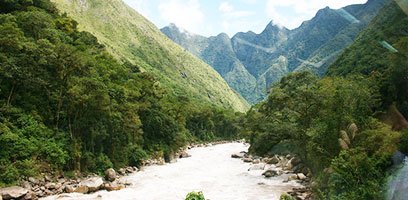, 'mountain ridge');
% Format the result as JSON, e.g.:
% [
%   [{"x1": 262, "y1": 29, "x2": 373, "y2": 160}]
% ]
[
  {"x1": 161, "y1": 0, "x2": 389, "y2": 104},
  {"x1": 51, "y1": 0, "x2": 250, "y2": 112}
]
